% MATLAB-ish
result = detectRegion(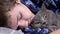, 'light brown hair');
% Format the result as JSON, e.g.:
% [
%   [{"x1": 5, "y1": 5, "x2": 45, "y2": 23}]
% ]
[{"x1": 0, "y1": 0, "x2": 16, "y2": 27}]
